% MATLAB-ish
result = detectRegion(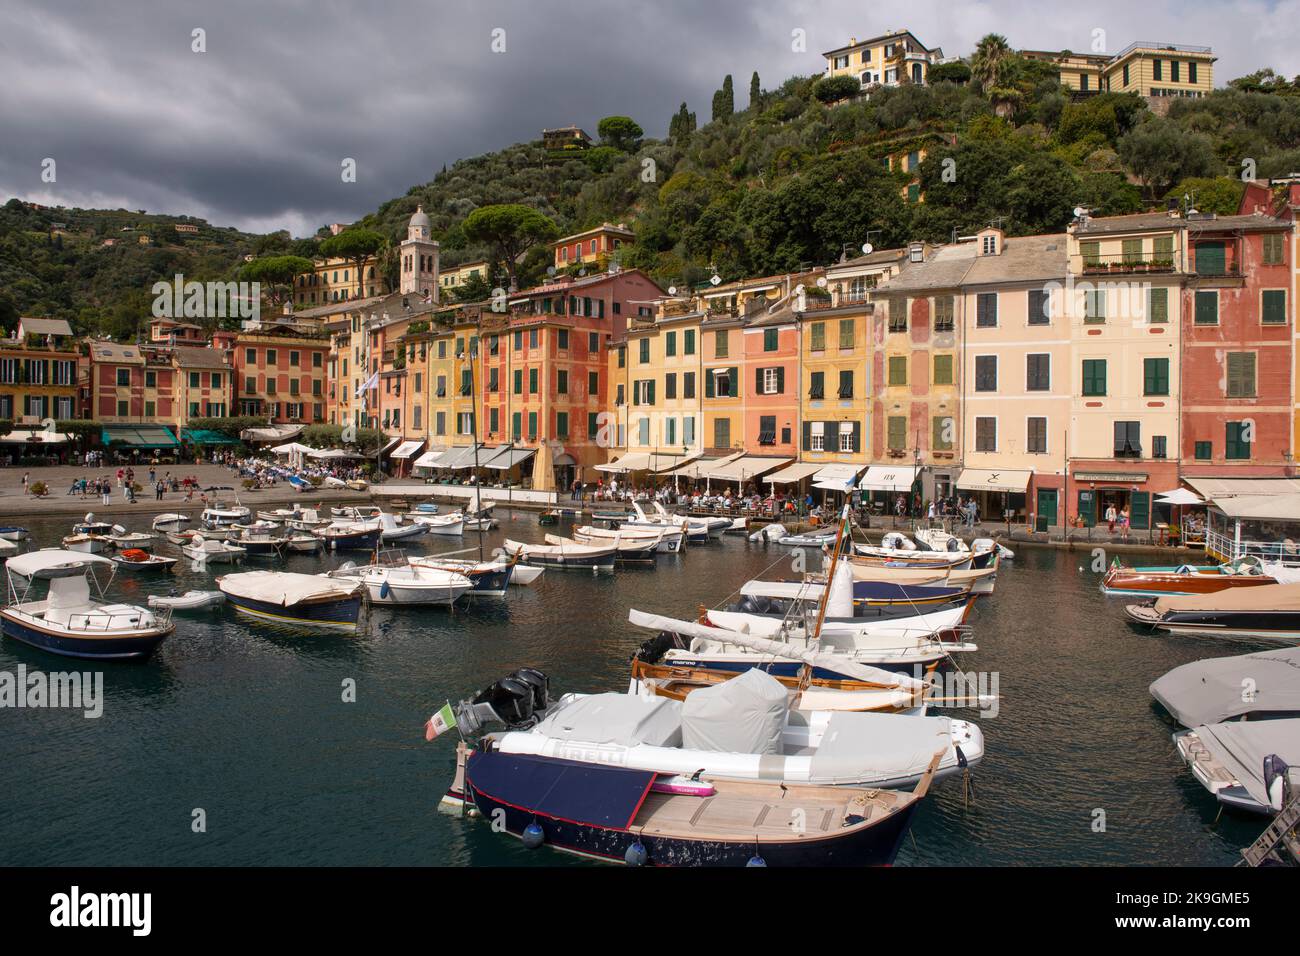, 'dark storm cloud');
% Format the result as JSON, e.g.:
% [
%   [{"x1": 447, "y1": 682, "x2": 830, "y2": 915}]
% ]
[{"x1": 0, "y1": 0, "x2": 1291, "y2": 235}]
